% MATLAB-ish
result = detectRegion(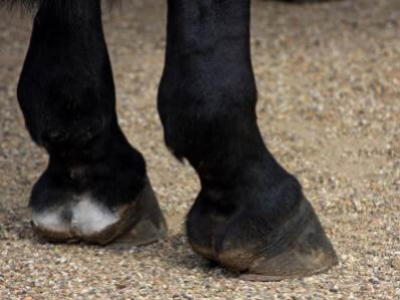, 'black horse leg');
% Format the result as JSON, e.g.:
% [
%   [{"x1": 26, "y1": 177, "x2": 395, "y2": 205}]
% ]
[
  {"x1": 158, "y1": 0, "x2": 337, "y2": 280},
  {"x1": 17, "y1": 0, "x2": 166, "y2": 244}
]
